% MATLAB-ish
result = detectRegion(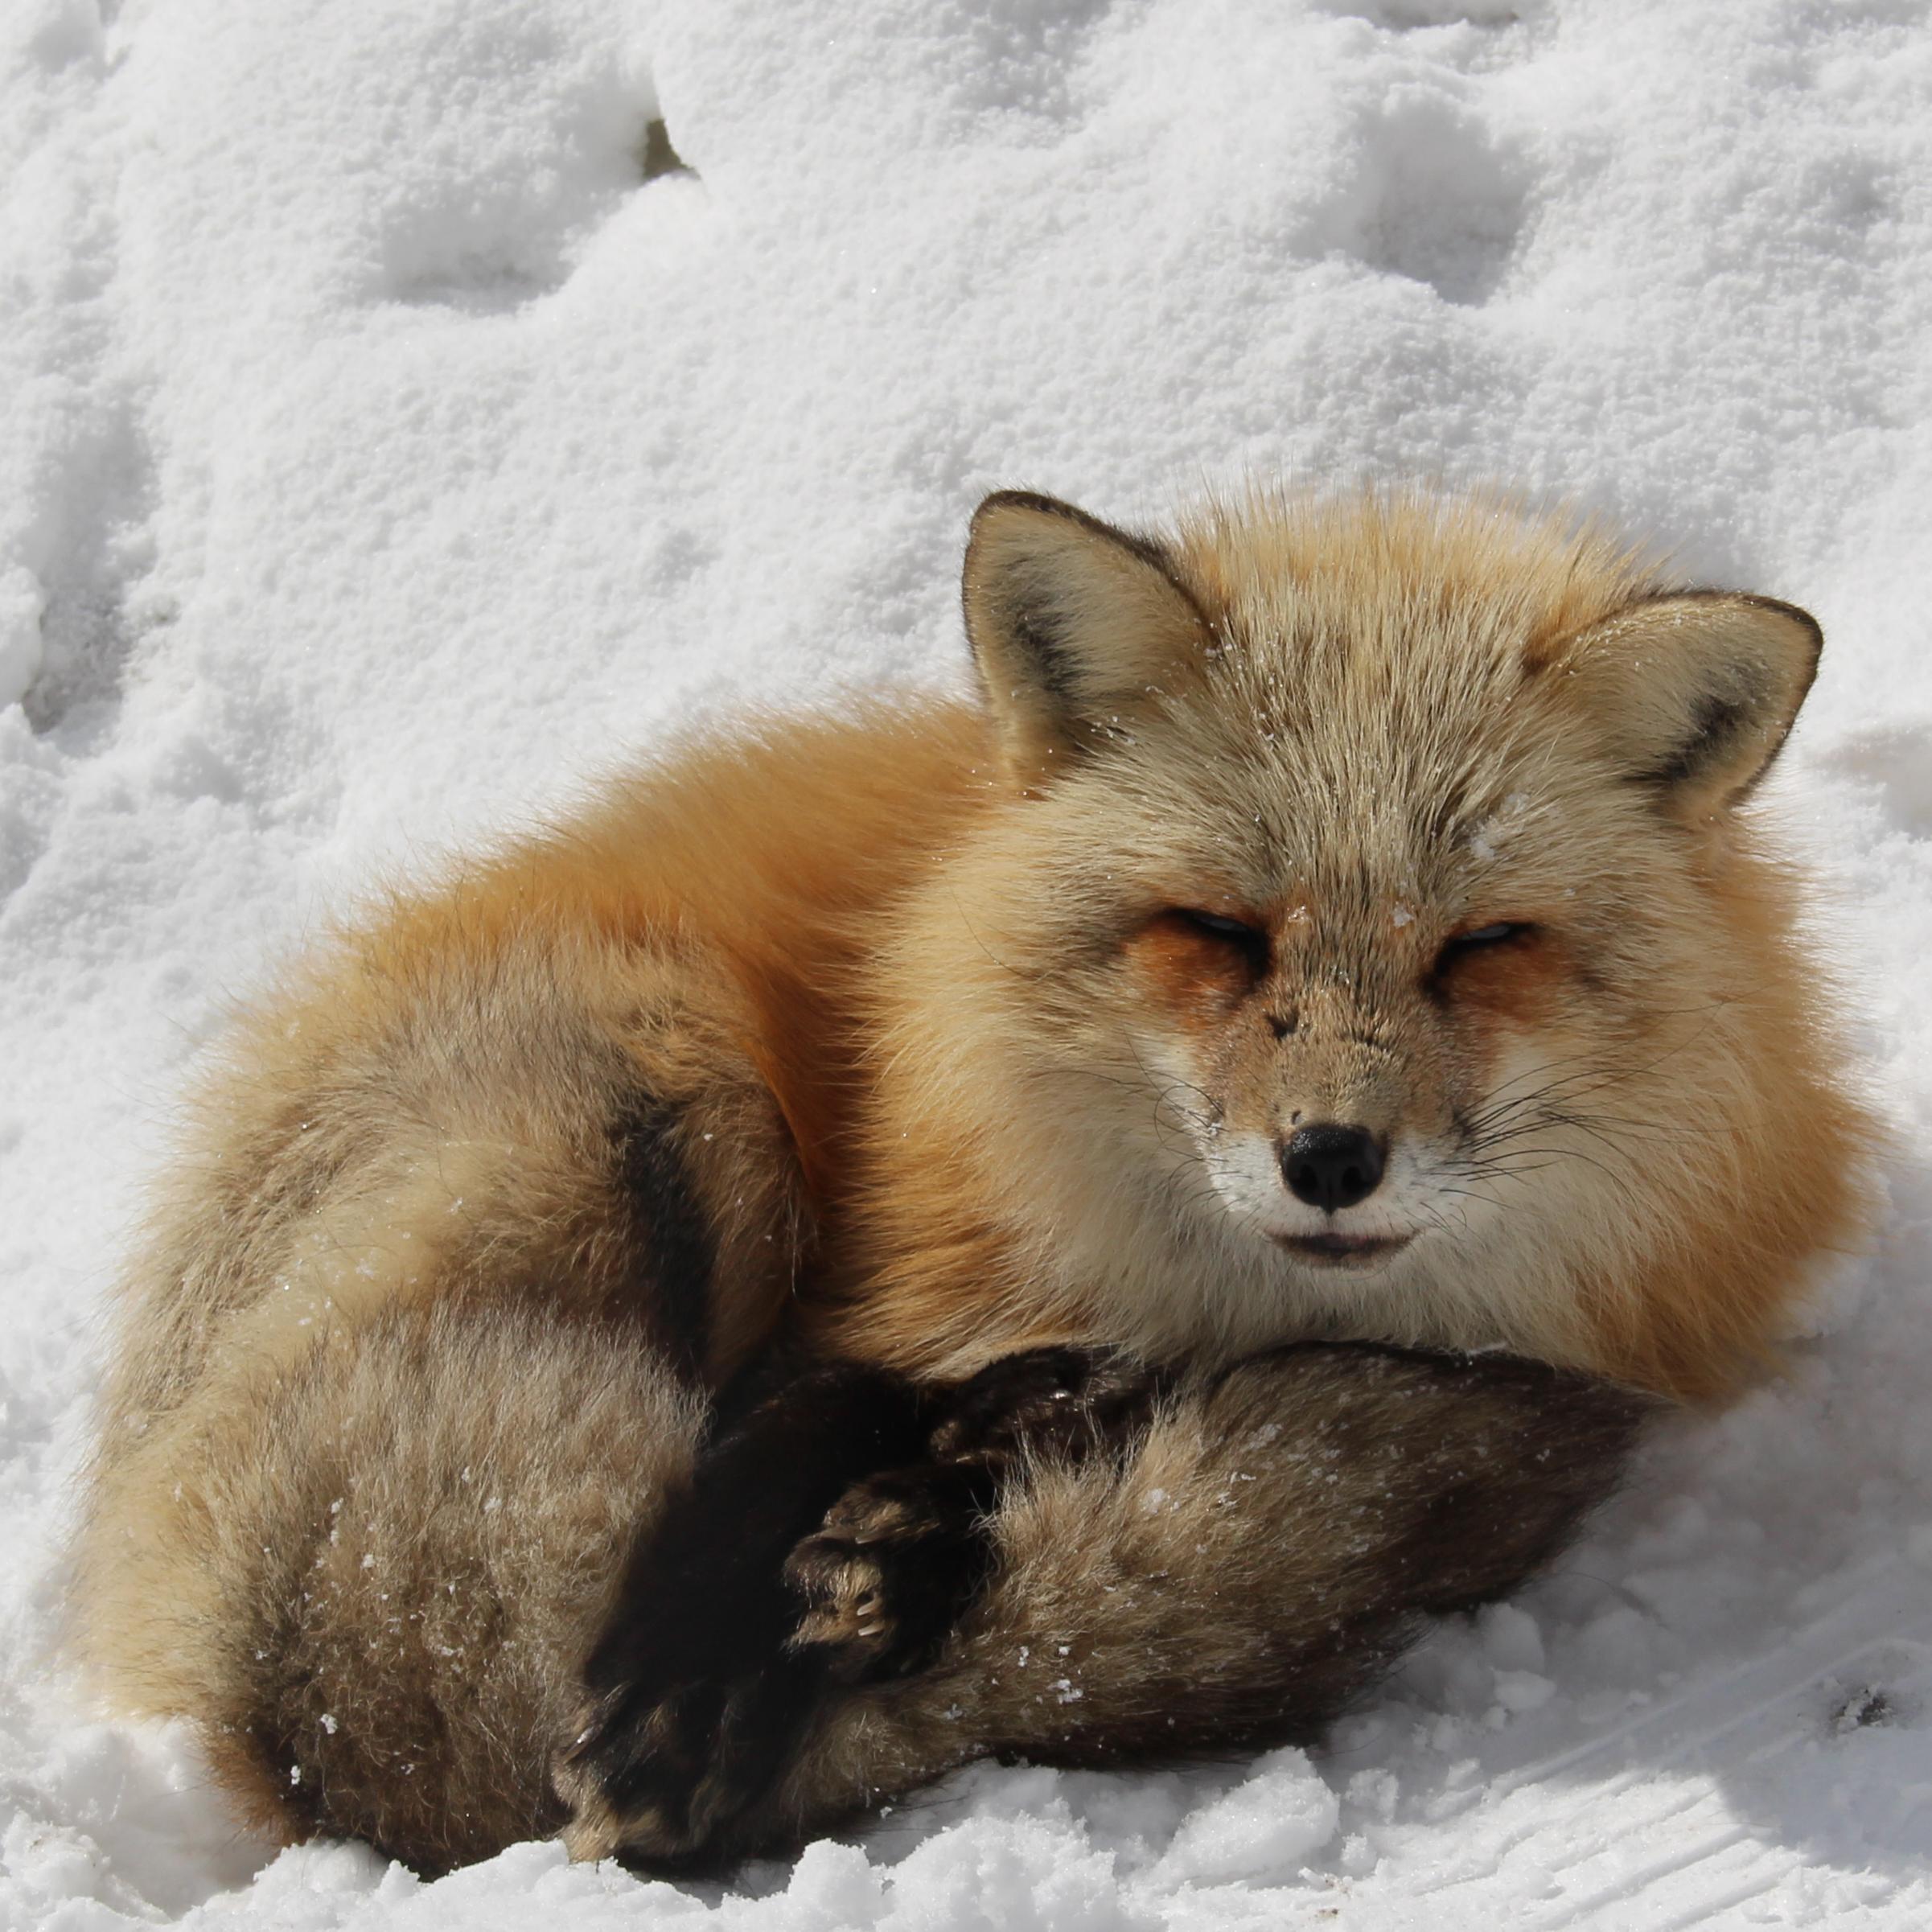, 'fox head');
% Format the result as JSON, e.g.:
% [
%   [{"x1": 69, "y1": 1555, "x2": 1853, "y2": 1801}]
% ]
[{"x1": 876, "y1": 487, "x2": 1872, "y2": 1399}]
